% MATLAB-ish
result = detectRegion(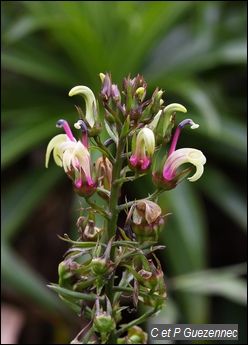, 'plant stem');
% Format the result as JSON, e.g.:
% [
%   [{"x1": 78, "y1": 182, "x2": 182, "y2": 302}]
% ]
[
  {"x1": 86, "y1": 197, "x2": 110, "y2": 219},
  {"x1": 105, "y1": 138, "x2": 126, "y2": 344},
  {"x1": 107, "y1": 138, "x2": 125, "y2": 243},
  {"x1": 115, "y1": 309, "x2": 157, "y2": 337},
  {"x1": 117, "y1": 189, "x2": 163, "y2": 211},
  {"x1": 114, "y1": 173, "x2": 147, "y2": 185},
  {"x1": 96, "y1": 187, "x2": 111, "y2": 198},
  {"x1": 94, "y1": 136, "x2": 115, "y2": 163}
]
